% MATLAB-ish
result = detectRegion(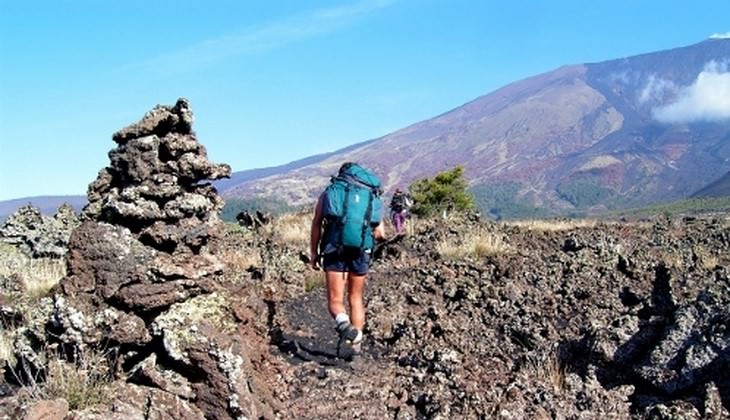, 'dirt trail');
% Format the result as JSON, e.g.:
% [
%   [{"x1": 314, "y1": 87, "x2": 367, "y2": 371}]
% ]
[{"x1": 270, "y1": 270, "x2": 405, "y2": 418}]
